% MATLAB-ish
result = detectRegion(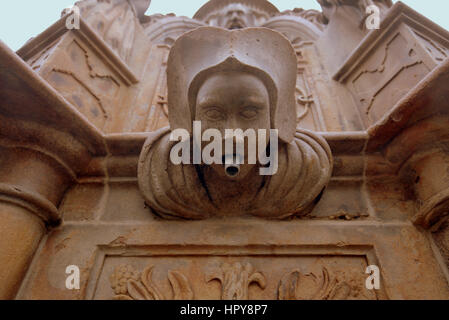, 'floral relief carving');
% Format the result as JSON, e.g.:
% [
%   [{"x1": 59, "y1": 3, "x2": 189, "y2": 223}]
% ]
[
  {"x1": 107, "y1": 262, "x2": 375, "y2": 300},
  {"x1": 206, "y1": 262, "x2": 266, "y2": 300},
  {"x1": 110, "y1": 265, "x2": 194, "y2": 300},
  {"x1": 278, "y1": 267, "x2": 352, "y2": 300}
]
